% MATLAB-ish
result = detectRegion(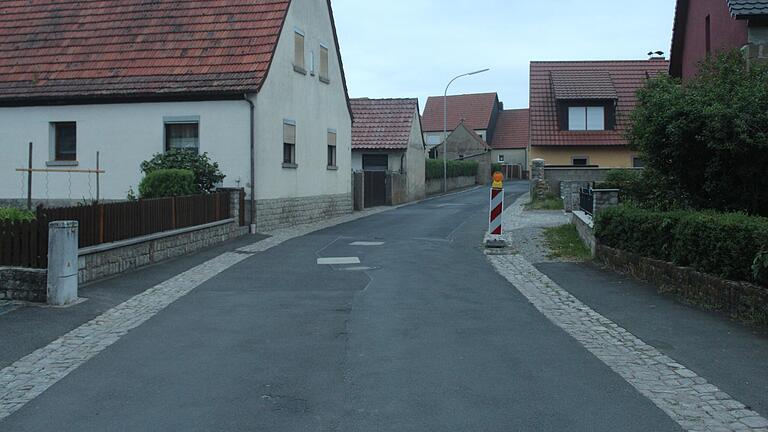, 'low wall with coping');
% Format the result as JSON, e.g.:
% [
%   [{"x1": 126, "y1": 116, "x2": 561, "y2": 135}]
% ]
[
  {"x1": 426, "y1": 176, "x2": 476, "y2": 195},
  {"x1": 78, "y1": 219, "x2": 247, "y2": 284},
  {"x1": 543, "y1": 167, "x2": 641, "y2": 196},
  {"x1": 0, "y1": 267, "x2": 47, "y2": 302},
  {"x1": 571, "y1": 211, "x2": 596, "y2": 256},
  {"x1": 251, "y1": 193, "x2": 352, "y2": 232},
  {"x1": 596, "y1": 244, "x2": 768, "y2": 324}
]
